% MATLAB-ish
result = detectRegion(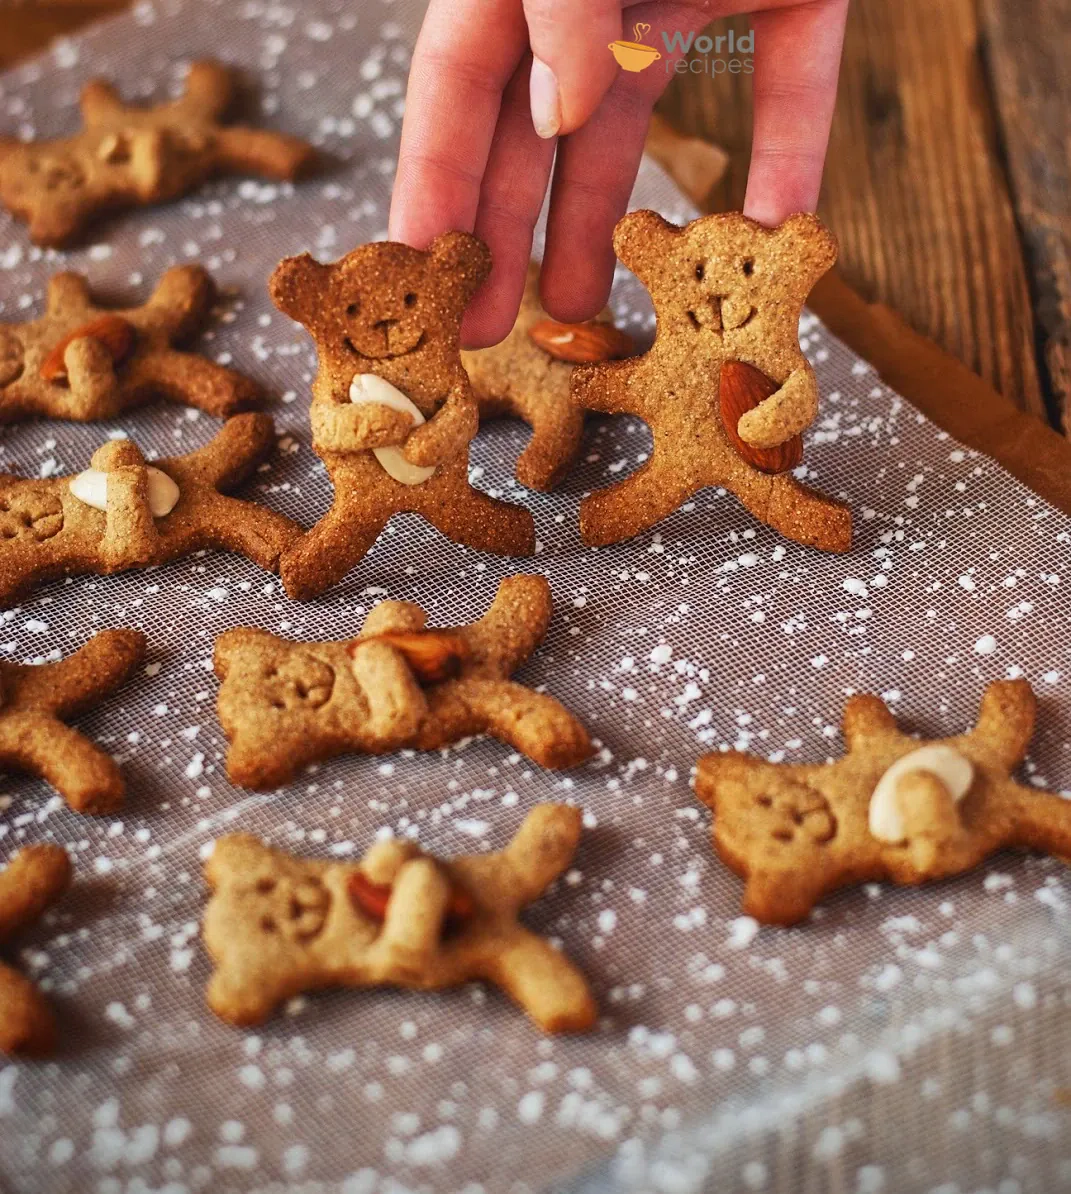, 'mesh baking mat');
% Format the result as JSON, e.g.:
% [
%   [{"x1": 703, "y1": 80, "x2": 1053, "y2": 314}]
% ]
[{"x1": 0, "y1": 2, "x2": 1069, "y2": 1192}]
